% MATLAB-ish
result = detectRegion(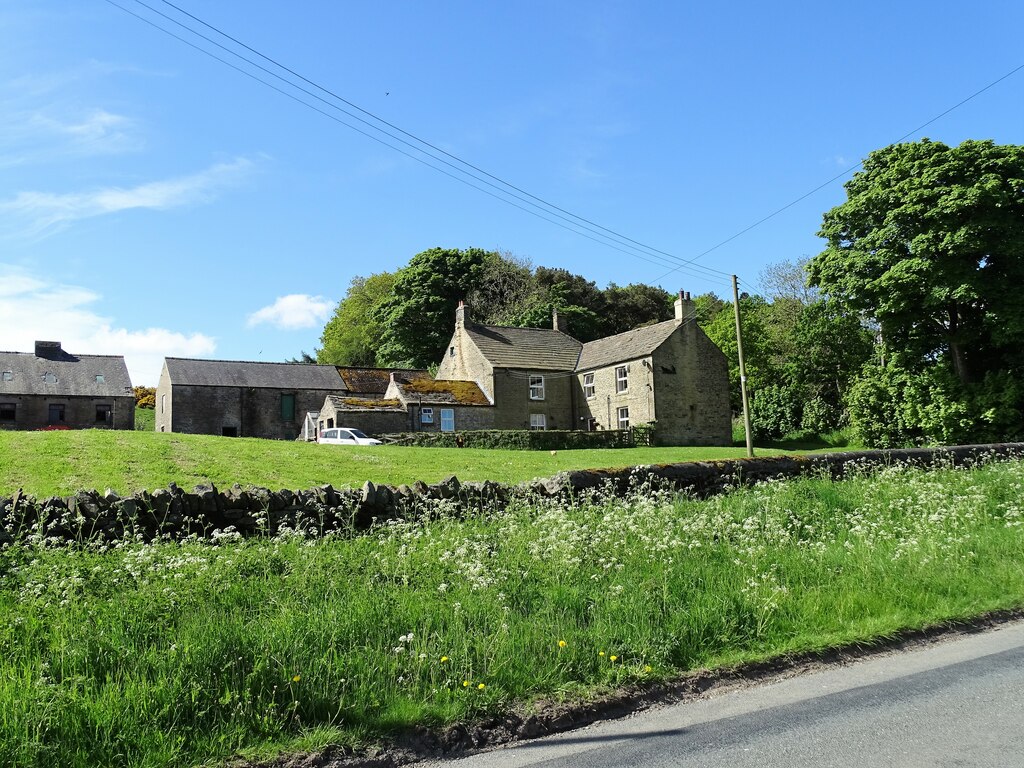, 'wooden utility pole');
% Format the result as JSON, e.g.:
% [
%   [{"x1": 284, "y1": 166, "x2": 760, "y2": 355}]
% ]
[{"x1": 732, "y1": 274, "x2": 754, "y2": 458}]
